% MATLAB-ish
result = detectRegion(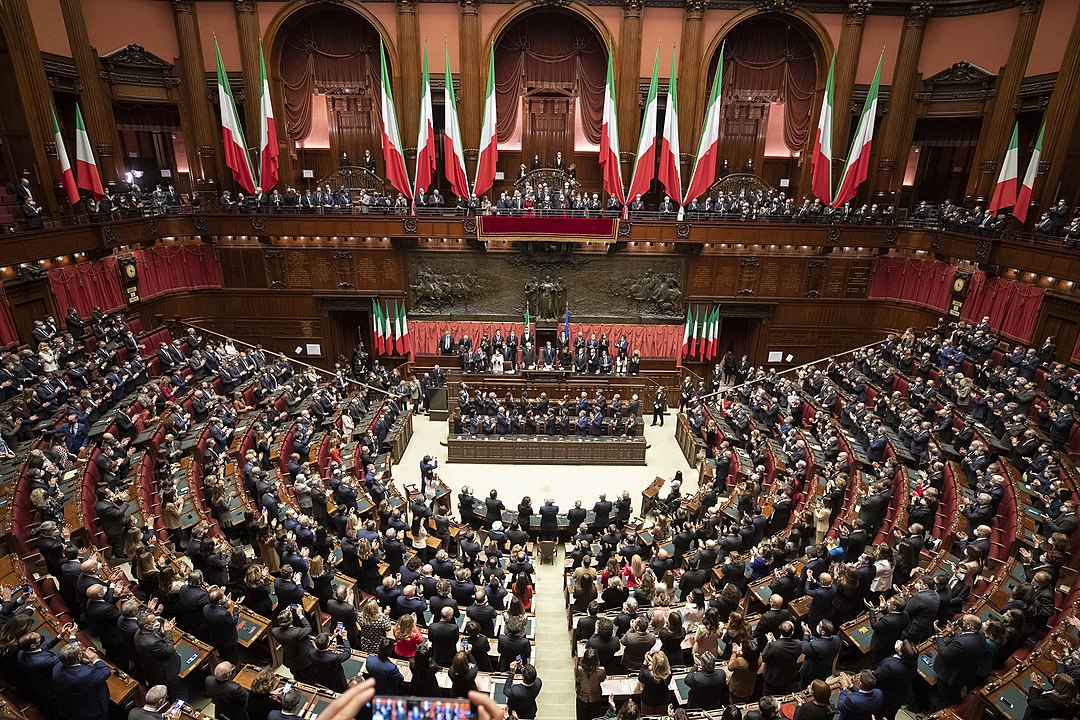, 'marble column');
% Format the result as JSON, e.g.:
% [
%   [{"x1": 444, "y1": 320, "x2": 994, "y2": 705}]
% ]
[
  {"x1": 396, "y1": 0, "x2": 421, "y2": 162},
  {"x1": 677, "y1": 0, "x2": 706, "y2": 174},
  {"x1": 871, "y1": 2, "x2": 933, "y2": 202},
  {"x1": 458, "y1": 0, "x2": 482, "y2": 168},
  {"x1": 171, "y1": 0, "x2": 222, "y2": 190},
  {"x1": 59, "y1": 0, "x2": 122, "y2": 183},
  {"x1": 1031, "y1": 2, "x2": 1080, "y2": 214},
  {"x1": 233, "y1": 0, "x2": 263, "y2": 150},
  {"x1": 964, "y1": 0, "x2": 1043, "y2": 204},
  {"x1": 832, "y1": 1, "x2": 871, "y2": 161},
  {"x1": 617, "y1": 0, "x2": 645, "y2": 178}
]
